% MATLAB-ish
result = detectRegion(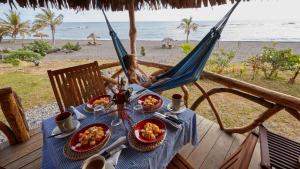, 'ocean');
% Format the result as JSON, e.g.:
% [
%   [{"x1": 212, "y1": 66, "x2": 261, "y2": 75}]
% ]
[{"x1": 28, "y1": 20, "x2": 300, "y2": 41}]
